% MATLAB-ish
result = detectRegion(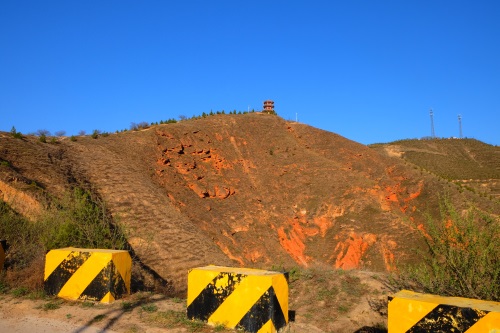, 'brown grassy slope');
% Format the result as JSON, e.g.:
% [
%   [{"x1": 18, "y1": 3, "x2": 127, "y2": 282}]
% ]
[
  {"x1": 370, "y1": 138, "x2": 500, "y2": 198},
  {"x1": 1, "y1": 114, "x2": 497, "y2": 294}
]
